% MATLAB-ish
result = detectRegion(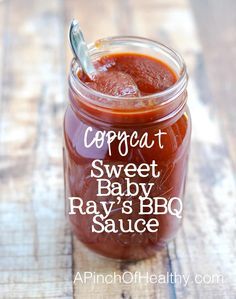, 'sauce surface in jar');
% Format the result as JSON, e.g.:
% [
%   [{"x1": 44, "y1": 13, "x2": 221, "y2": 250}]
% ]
[
  {"x1": 64, "y1": 48, "x2": 191, "y2": 260},
  {"x1": 82, "y1": 53, "x2": 177, "y2": 96}
]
